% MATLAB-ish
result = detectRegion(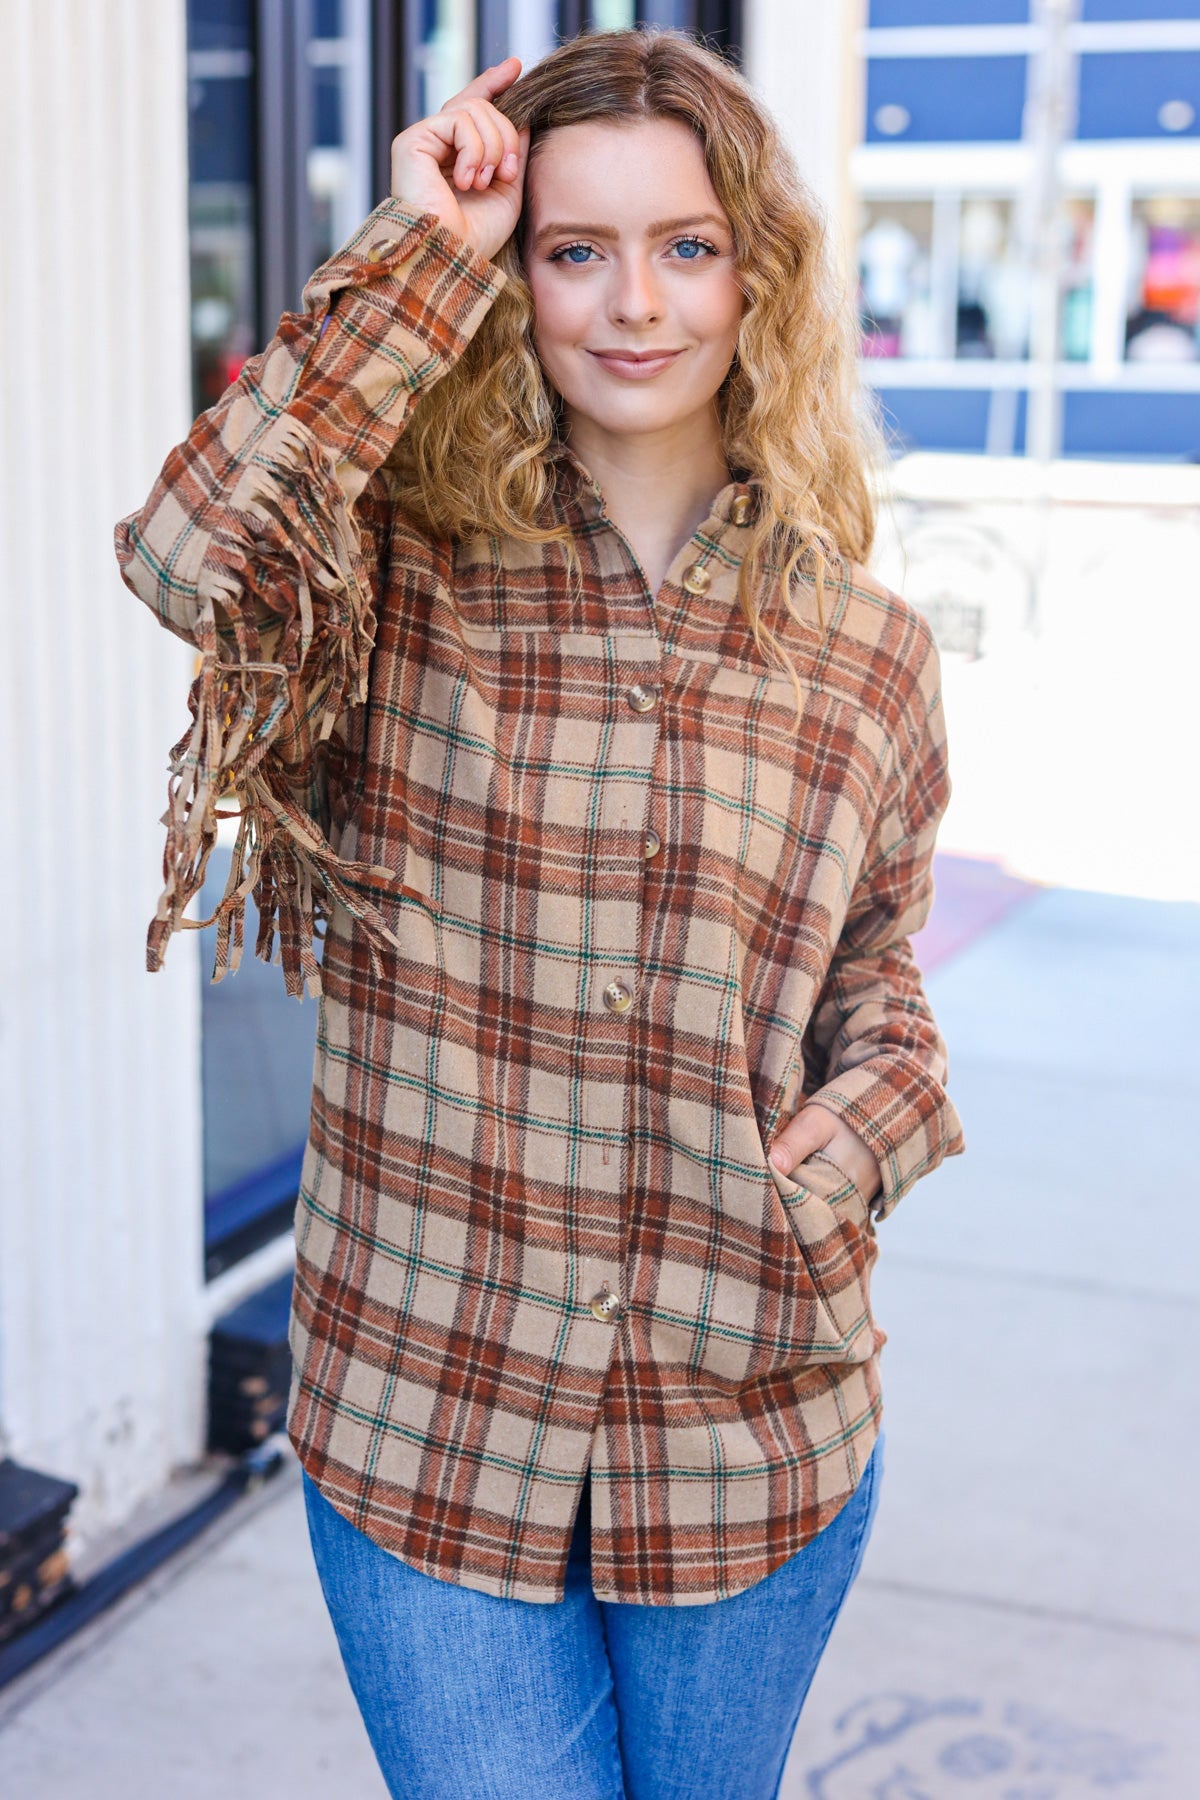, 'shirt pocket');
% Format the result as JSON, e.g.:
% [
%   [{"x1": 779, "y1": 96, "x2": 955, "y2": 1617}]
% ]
[{"x1": 766, "y1": 1148, "x2": 880, "y2": 1364}]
